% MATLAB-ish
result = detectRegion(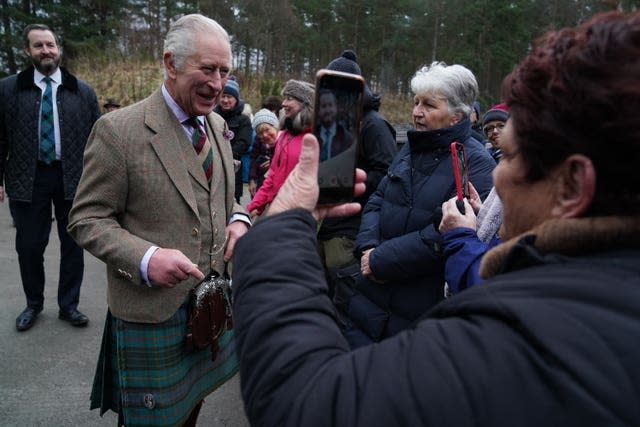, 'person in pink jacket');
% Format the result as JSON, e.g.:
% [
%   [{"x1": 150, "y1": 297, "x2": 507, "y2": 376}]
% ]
[{"x1": 247, "y1": 79, "x2": 314, "y2": 217}]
